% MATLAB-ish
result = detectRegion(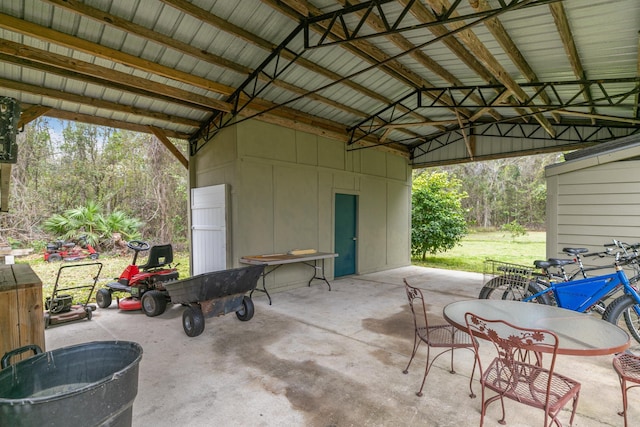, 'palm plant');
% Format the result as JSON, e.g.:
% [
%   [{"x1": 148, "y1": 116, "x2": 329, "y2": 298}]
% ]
[
  {"x1": 42, "y1": 201, "x2": 142, "y2": 249},
  {"x1": 104, "y1": 210, "x2": 143, "y2": 241}
]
